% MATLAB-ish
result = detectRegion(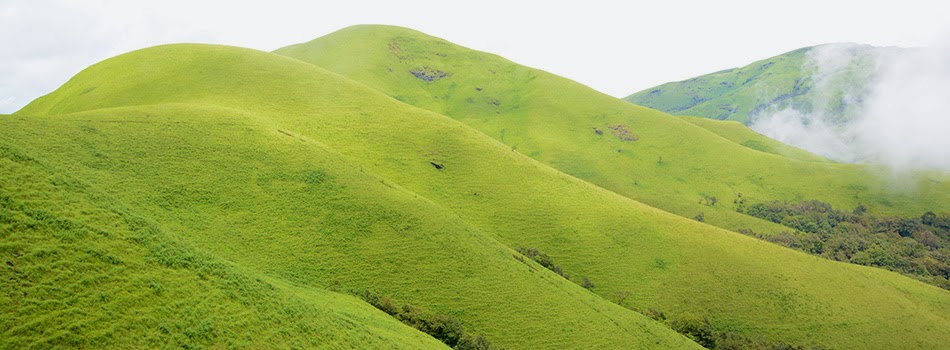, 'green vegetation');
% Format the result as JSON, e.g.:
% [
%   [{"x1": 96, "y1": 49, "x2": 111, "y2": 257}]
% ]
[
  {"x1": 3, "y1": 26, "x2": 949, "y2": 349},
  {"x1": 515, "y1": 246, "x2": 569, "y2": 279},
  {"x1": 275, "y1": 25, "x2": 948, "y2": 239},
  {"x1": 360, "y1": 290, "x2": 503, "y2": 350},
  {"x1": 0, "y1": 144, "x2": 447, "y2": 349},
  {"x1": 678, "y1": 116, "x2": 829, "y2": 162},
  {"x1": 624, "y1": 44, "x2": 889, "y2": 125},
  {"x1": 643, "y1": 310, "x2": 815, "y2": 350},
  {"x1": 738, "y1": 200, "x2": 950, "y2": 289},
  {"x1": 4, "y1": 44, "x2": 699, "y2": 349}
]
